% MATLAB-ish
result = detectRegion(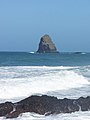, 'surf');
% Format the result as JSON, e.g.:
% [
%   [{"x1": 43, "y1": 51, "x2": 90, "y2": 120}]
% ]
[{"x1": 0, "y1": 66, "x2": 89, "y2": 102}]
